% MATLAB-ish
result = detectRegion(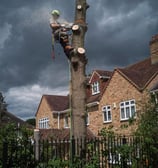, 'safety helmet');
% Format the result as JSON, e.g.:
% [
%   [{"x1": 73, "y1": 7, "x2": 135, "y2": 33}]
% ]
[{"x1": 51, "y1": 10, "x2": 60, "y2": 16}]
